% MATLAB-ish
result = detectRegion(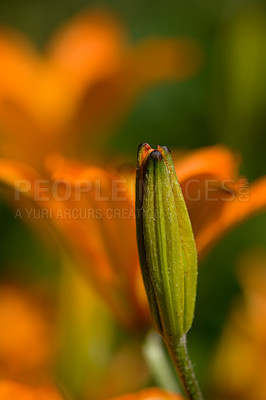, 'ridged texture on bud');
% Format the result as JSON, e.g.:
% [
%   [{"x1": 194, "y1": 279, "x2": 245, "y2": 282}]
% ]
[{"x1": 136, "y1": 143, "x2": 198, "y2": 343}]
